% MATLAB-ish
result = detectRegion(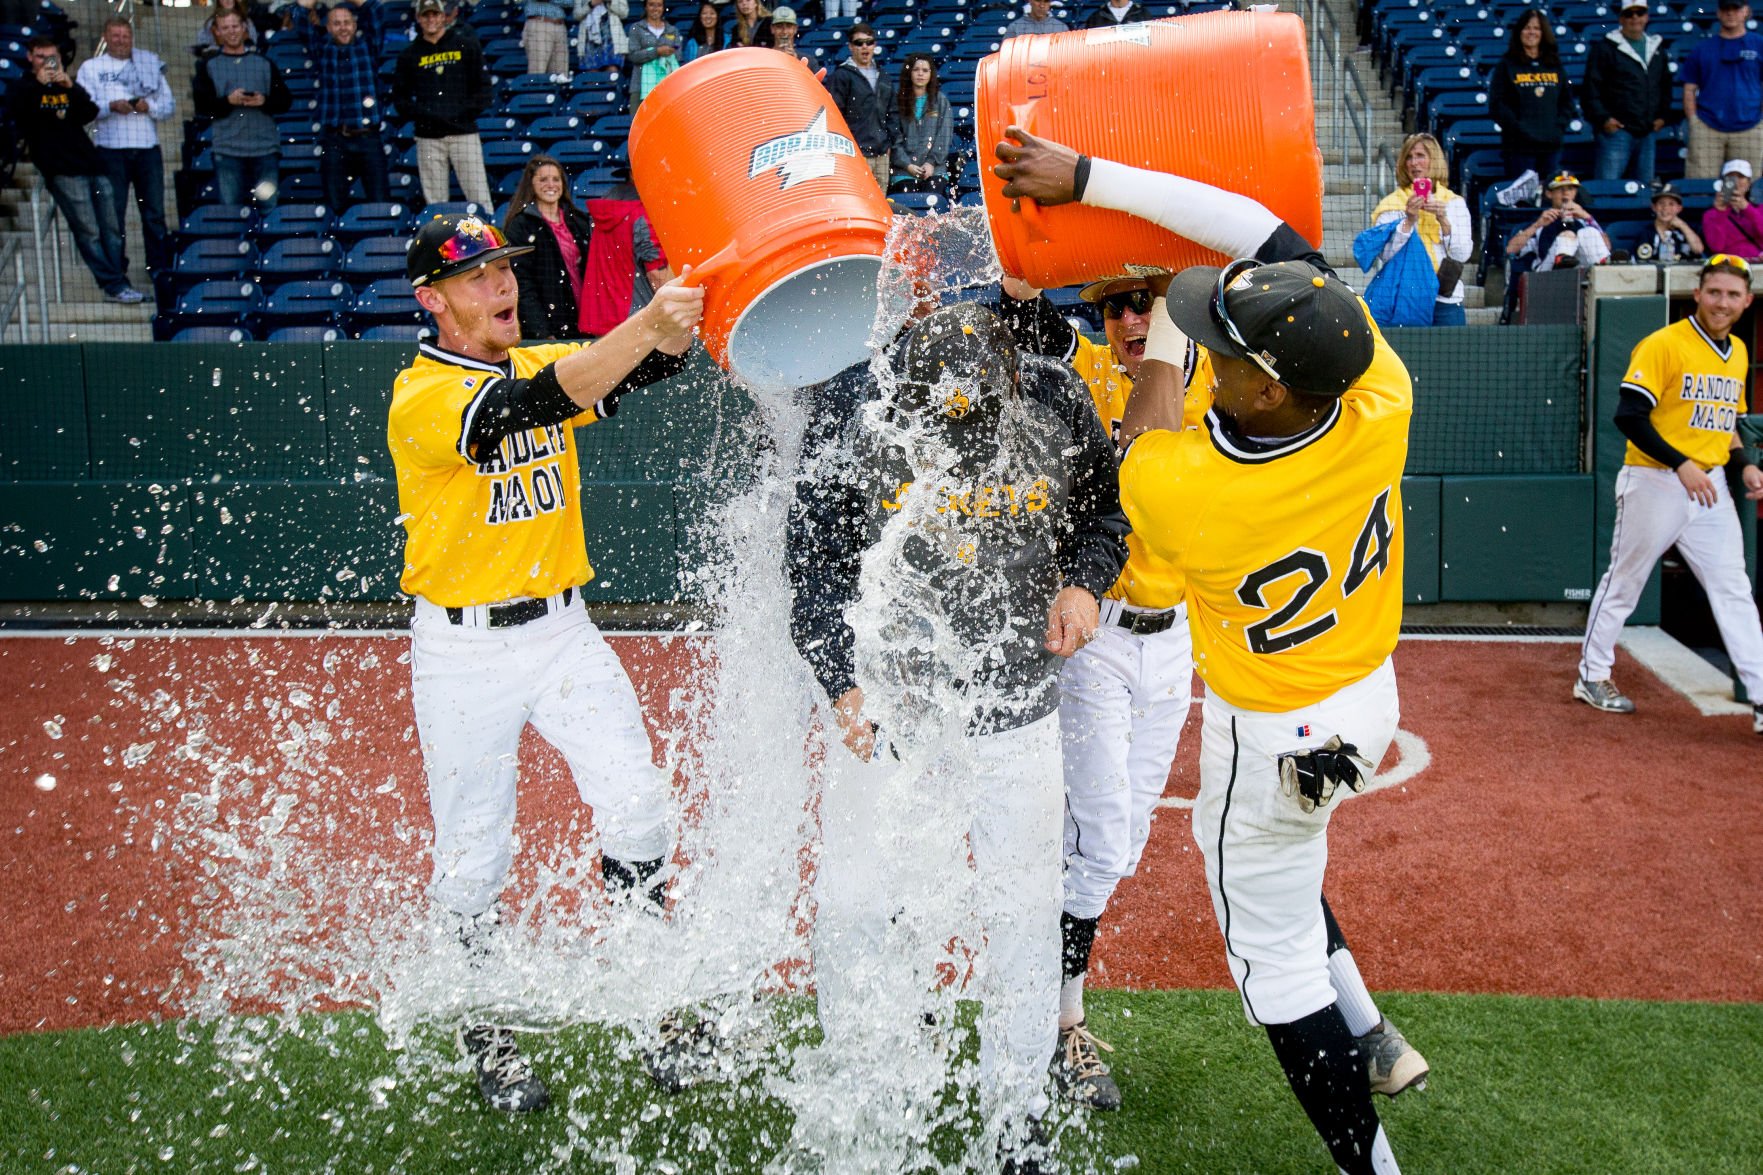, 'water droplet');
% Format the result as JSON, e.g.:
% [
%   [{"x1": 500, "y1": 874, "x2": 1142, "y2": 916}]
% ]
[
  {"x1": 33, "y1": 774, "x2": 56, "y2": 792},
  {"x1": 43, "y1": 718, "x2": 63, "y2": 739}
]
